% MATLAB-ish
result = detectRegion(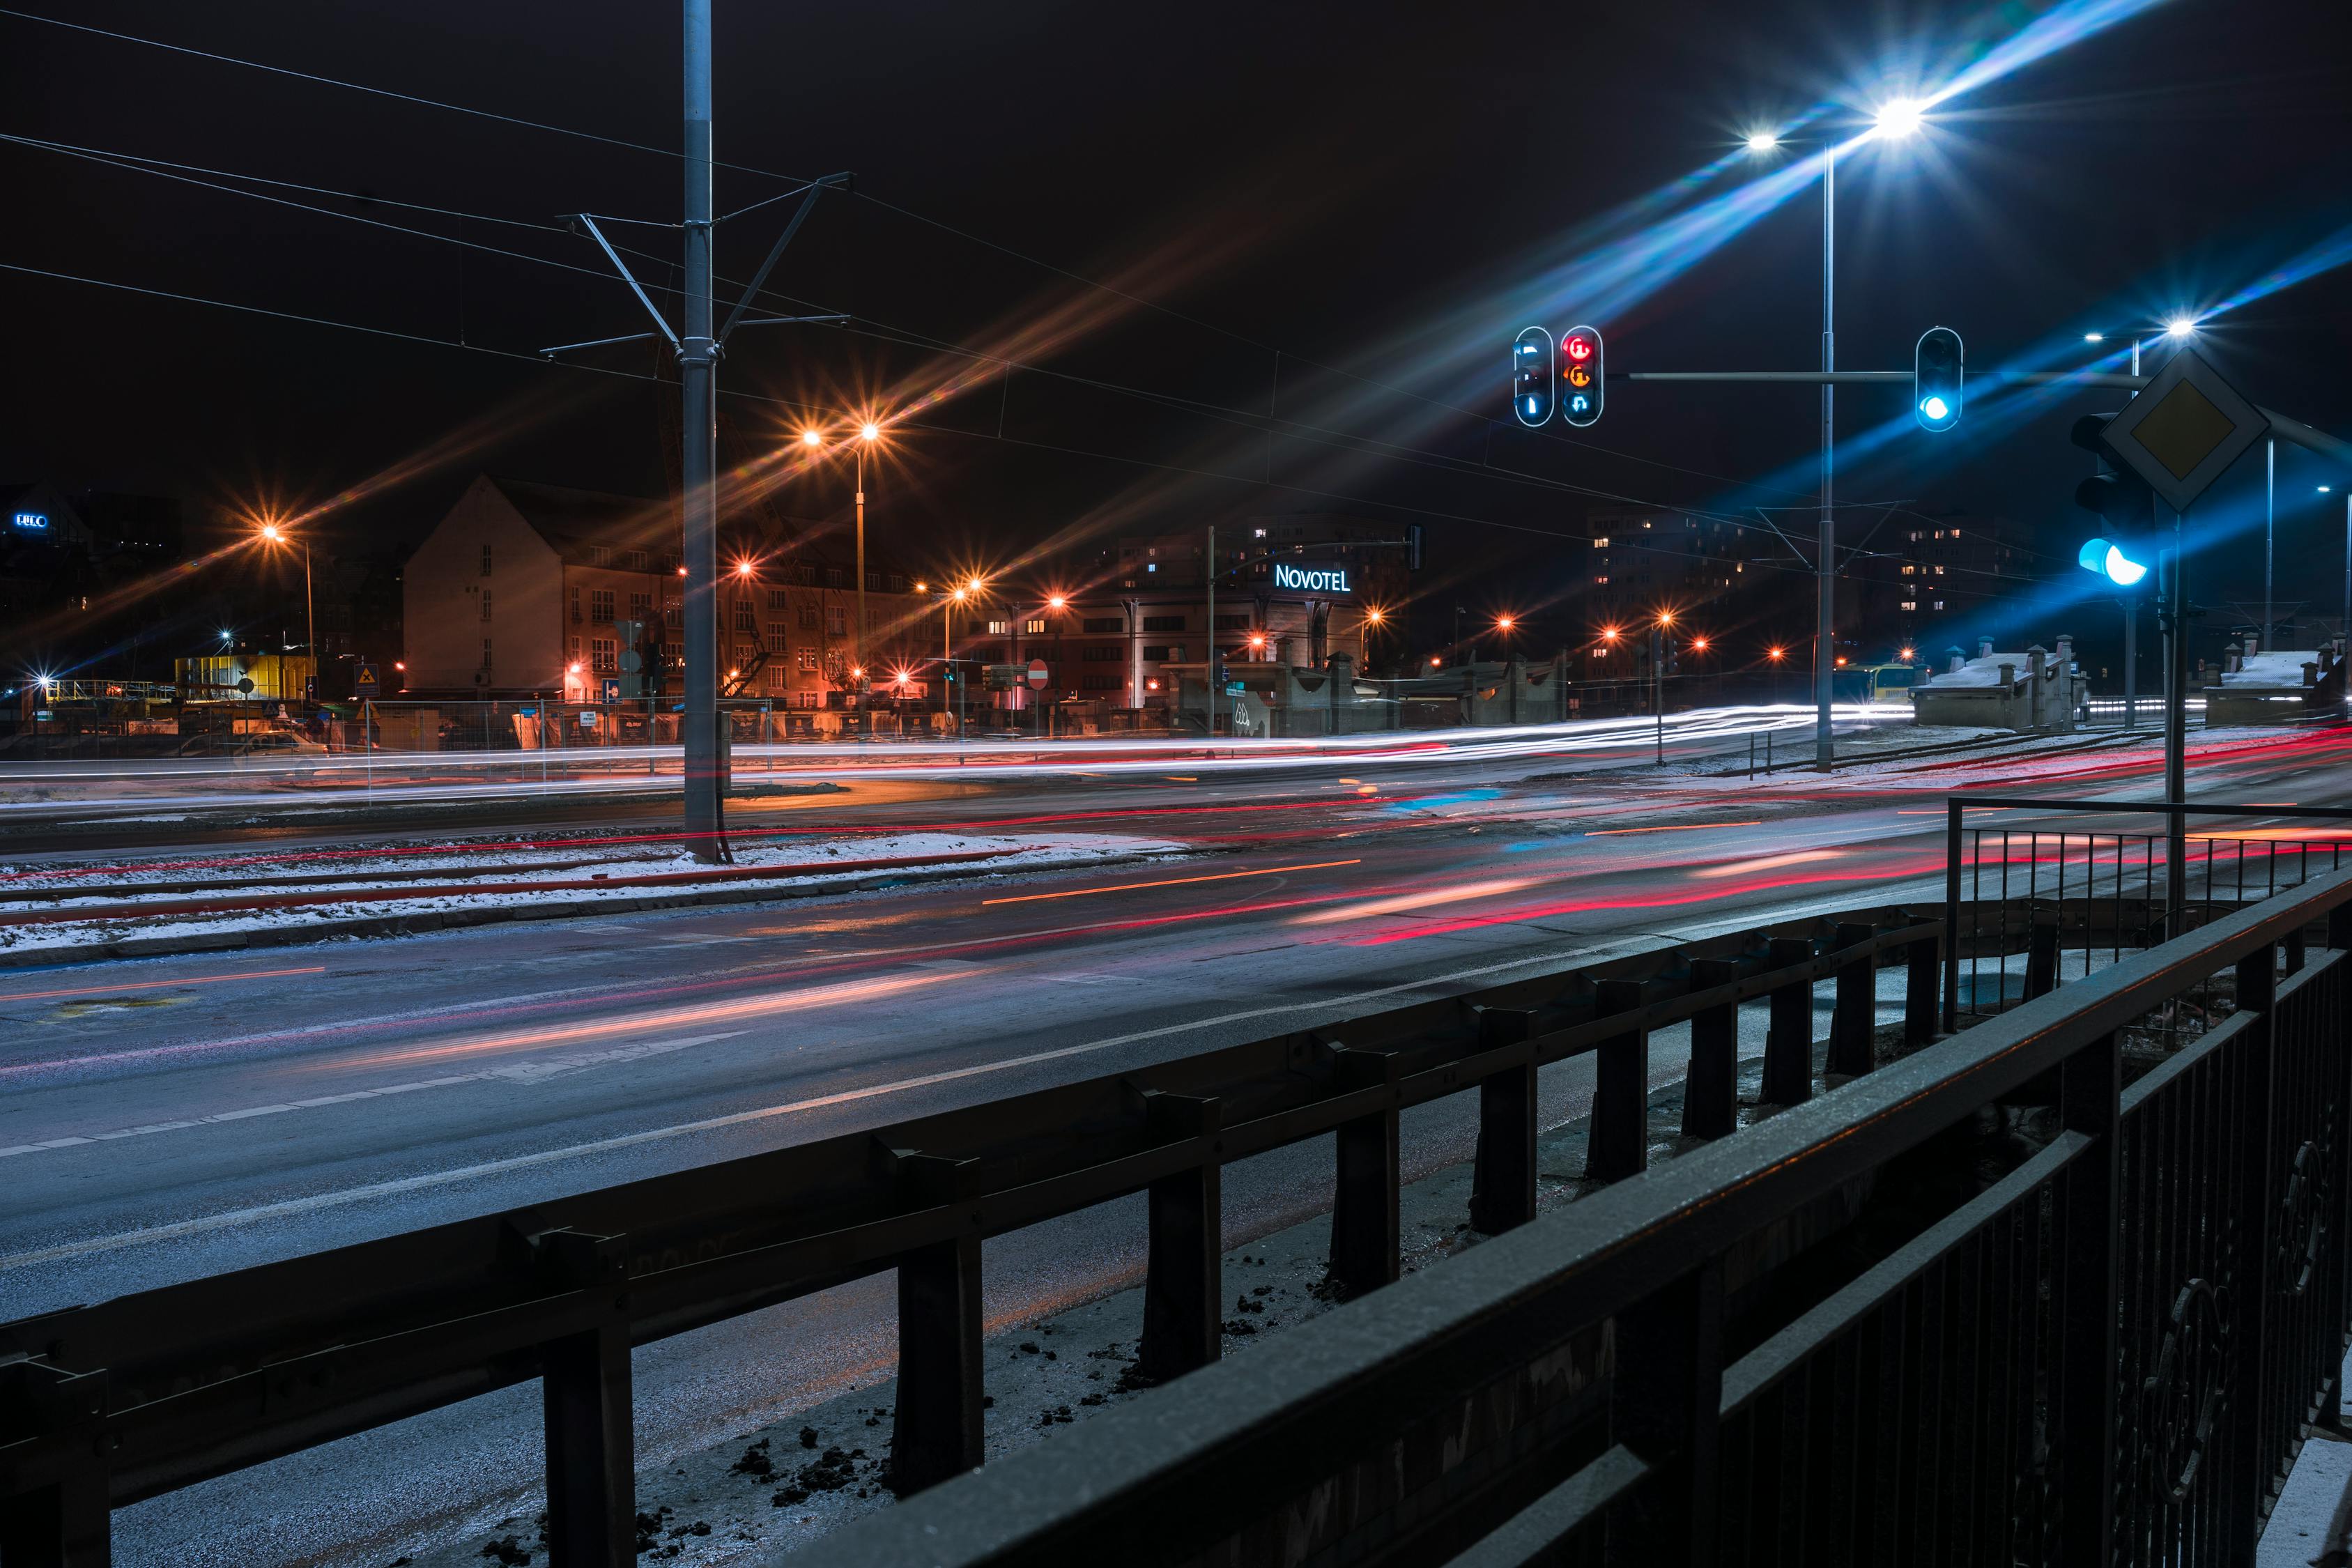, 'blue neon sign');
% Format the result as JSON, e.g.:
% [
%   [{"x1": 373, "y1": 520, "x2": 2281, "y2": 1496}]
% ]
[{"x1": 11, "y1": 512, "x2": 48, "y2": 531}]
